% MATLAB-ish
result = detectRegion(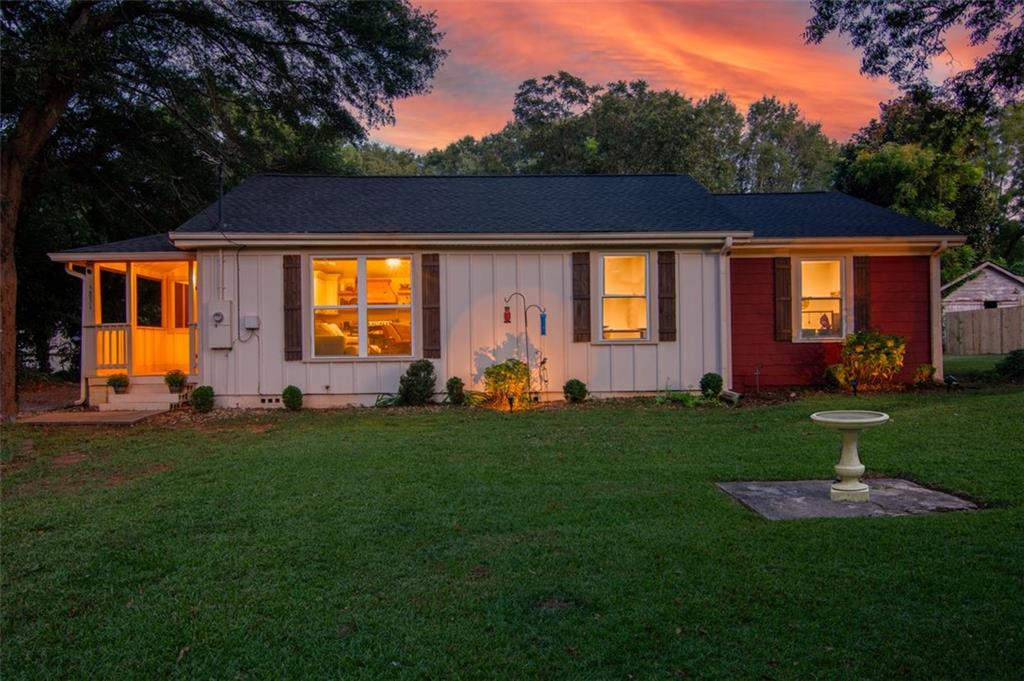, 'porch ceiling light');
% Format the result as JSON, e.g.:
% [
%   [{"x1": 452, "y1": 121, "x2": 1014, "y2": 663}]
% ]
[{"x1": 385, "y1": 257, "x2": 402, "y2": 269}]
